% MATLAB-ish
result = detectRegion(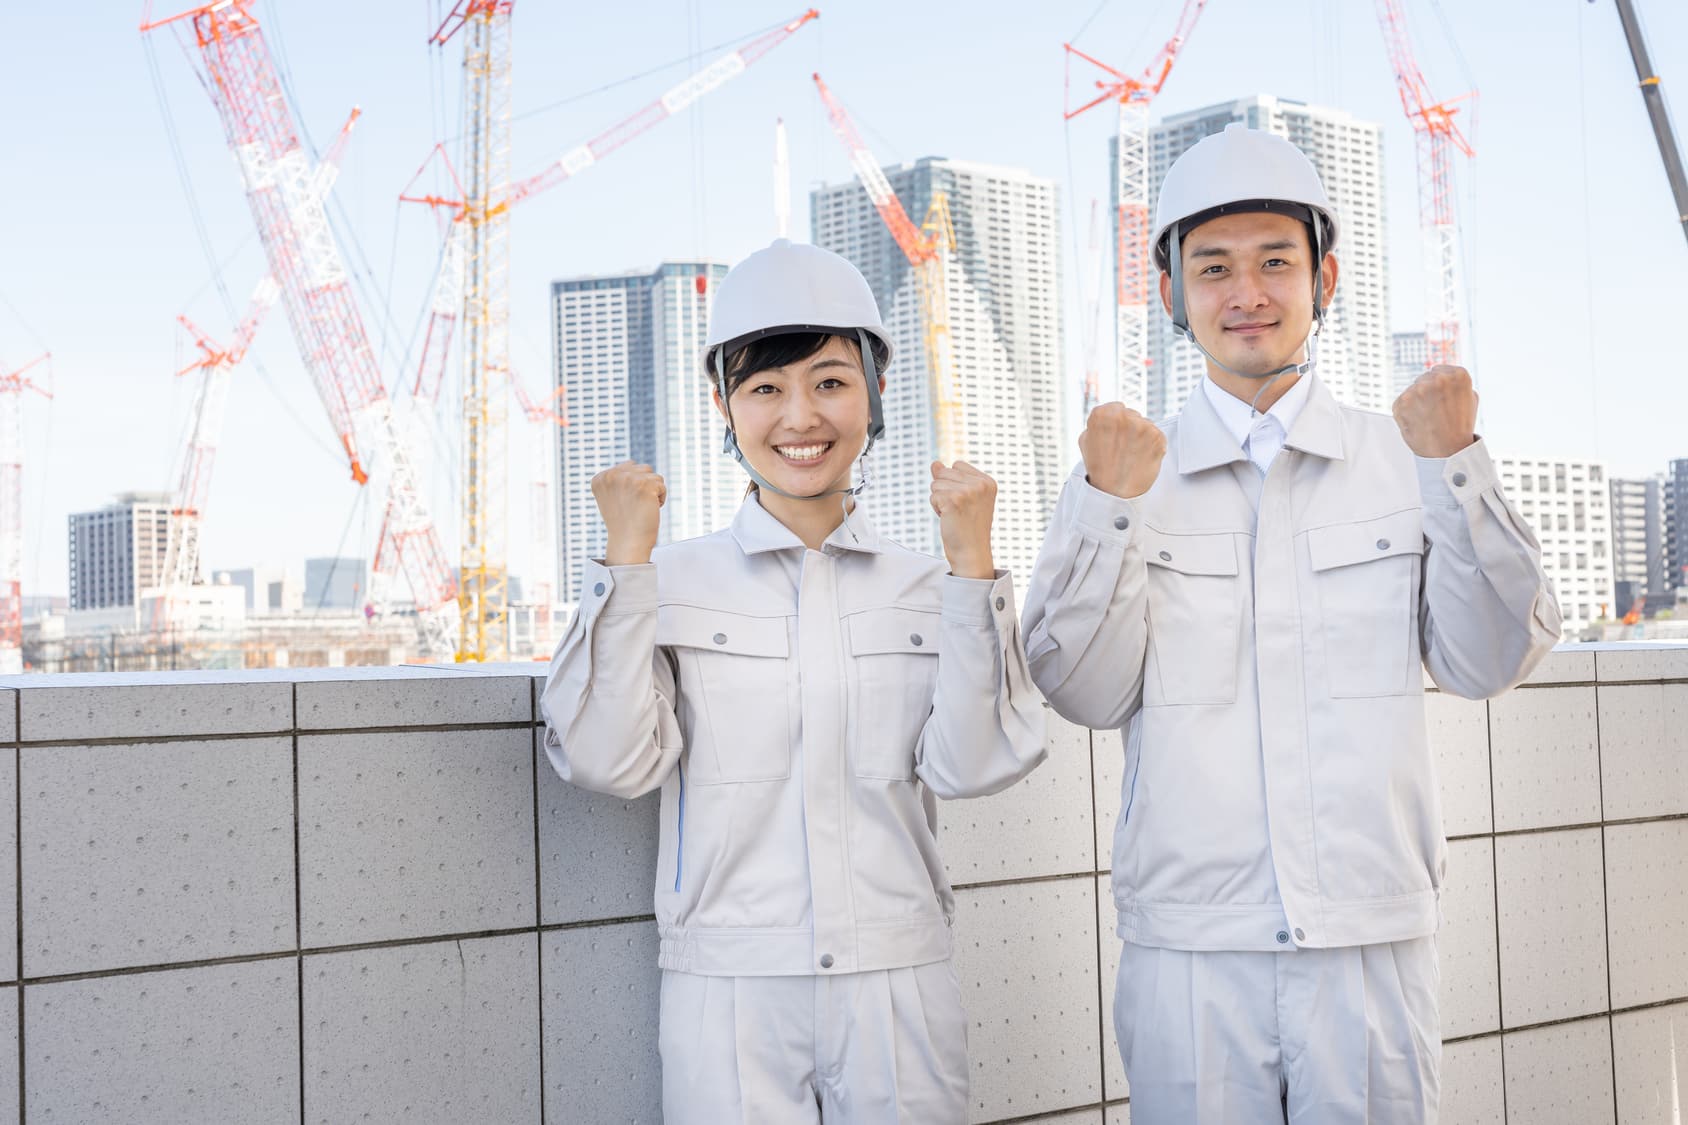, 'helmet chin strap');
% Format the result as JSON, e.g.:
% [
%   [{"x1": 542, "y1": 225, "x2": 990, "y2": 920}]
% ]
[
  {"x1": 715, "y1": 328, "x2": 885, "y2": 502},
  {"x1": 1167, "y1": 214, "x2": 1326, "y2": 414}
]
